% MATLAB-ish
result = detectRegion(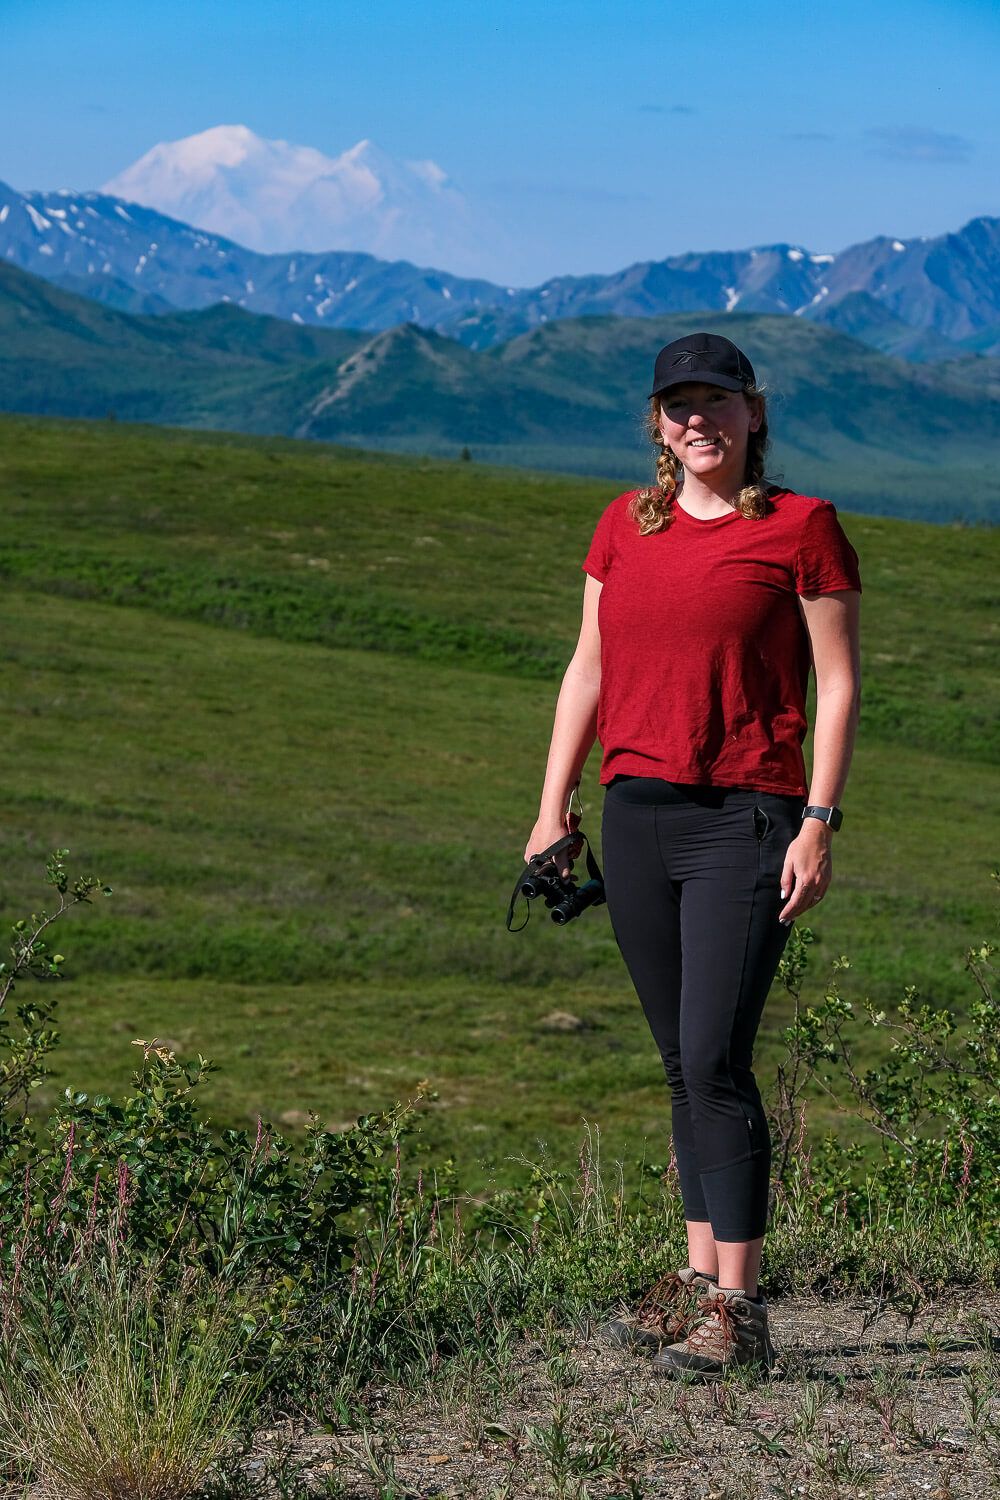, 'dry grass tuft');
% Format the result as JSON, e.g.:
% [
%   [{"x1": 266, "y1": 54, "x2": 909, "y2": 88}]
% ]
[{"x1": 0, "y1": 1264, "x2": 264, "y2": 1500}]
